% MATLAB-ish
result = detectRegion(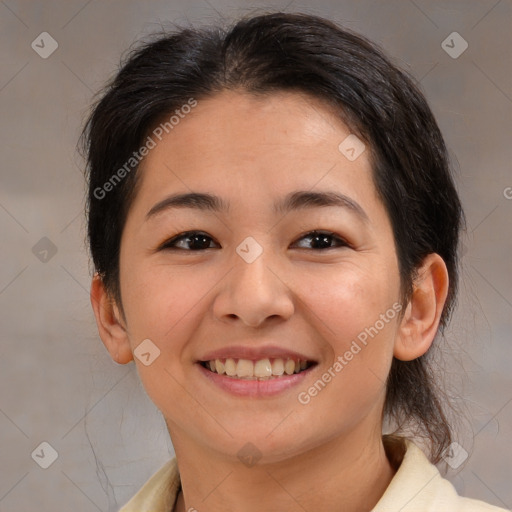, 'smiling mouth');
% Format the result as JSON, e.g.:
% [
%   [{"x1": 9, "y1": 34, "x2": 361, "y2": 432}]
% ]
[{"x1": 200, "y1": 358, "x2": 315, "y2": 380}]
